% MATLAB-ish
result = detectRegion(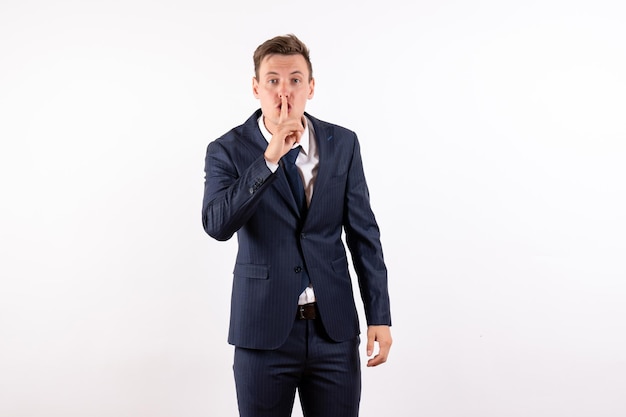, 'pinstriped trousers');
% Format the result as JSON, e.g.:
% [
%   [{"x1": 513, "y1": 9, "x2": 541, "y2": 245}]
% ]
[{"x1": 233, "y1": 318, "x2": 361, "y2": 417}]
